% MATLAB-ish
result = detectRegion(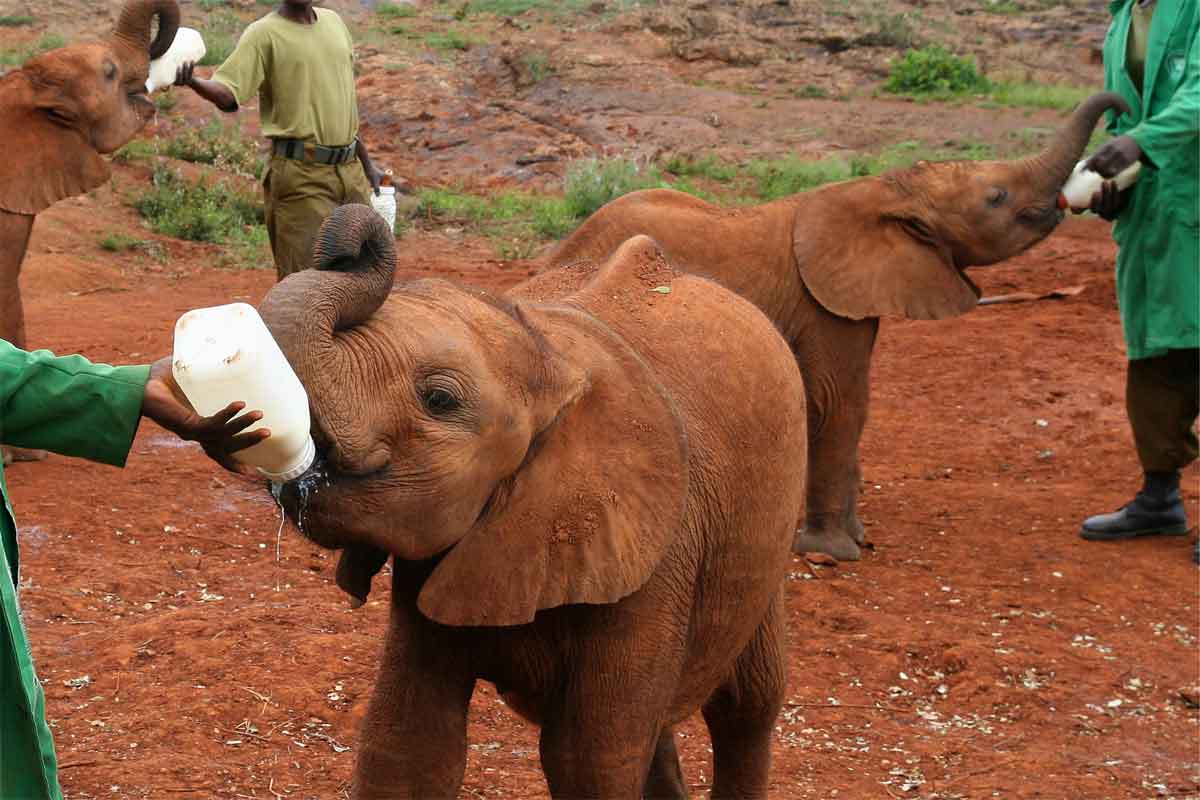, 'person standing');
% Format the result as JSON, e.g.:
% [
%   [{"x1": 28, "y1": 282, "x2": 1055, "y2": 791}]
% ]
[
  {"x1": 175, "y1": 0, "x2": 384, "y2": 280},
  {"x1": 1, "y1": 342, "x2": 267, "y2": 798},
  {"x1": 1078, "y1": 0, "x2": 1198, "y2": 561}
]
